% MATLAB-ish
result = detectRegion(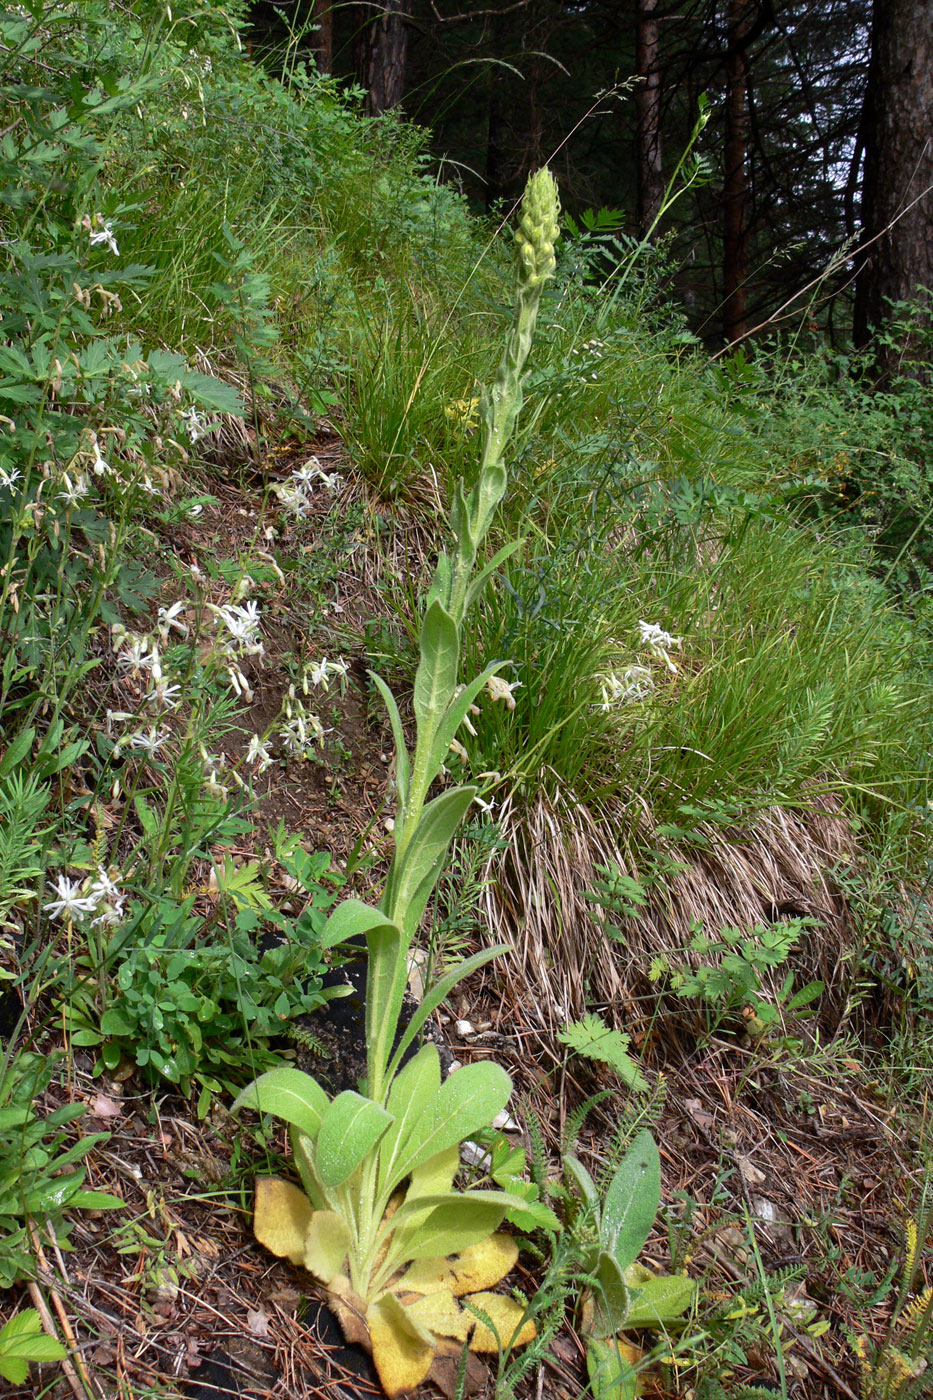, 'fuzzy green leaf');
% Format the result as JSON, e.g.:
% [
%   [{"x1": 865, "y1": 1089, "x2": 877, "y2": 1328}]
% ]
[
  {"x1": 232, "y1": 1067, "x2": 330, "y2": 1142},
  {"x1": 621, "y1": 1267, "x2": 696, "y2": 1327},
  {"x1": 586, "y1": 1336, "x2": 639, "y2": 1400},
  {"x1": 378, "y1": 1044, "x2": 442, "y2": 1199},
  {"x1": 602, "y1": 1130, "x2": 660, "y2": 1269},
  {"x1": 316, "y1": 1091, "x2": 394, "y2": 1189},
  {"x1": 413, "y1": 599, "x2": 459, "y2": 730},
  {"x1": 368, "y1": 671, "x2": 410, "y2": 809},
  {"x1": 391, "y1": 1060, "x2": 512, "y2": 1185},
  {"x1": 386, "y1": 942, "x2": 510, "y2": 1082},
  {"x1": 590, "y1": 1249, "x2": 631, "y2": 1337},
  {"x1": 386, "y1": 786, "x2": 476, "y2": 940},
  {"x1": 383, "y1": 1189, "x2": 526, "y2": 1266}
]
